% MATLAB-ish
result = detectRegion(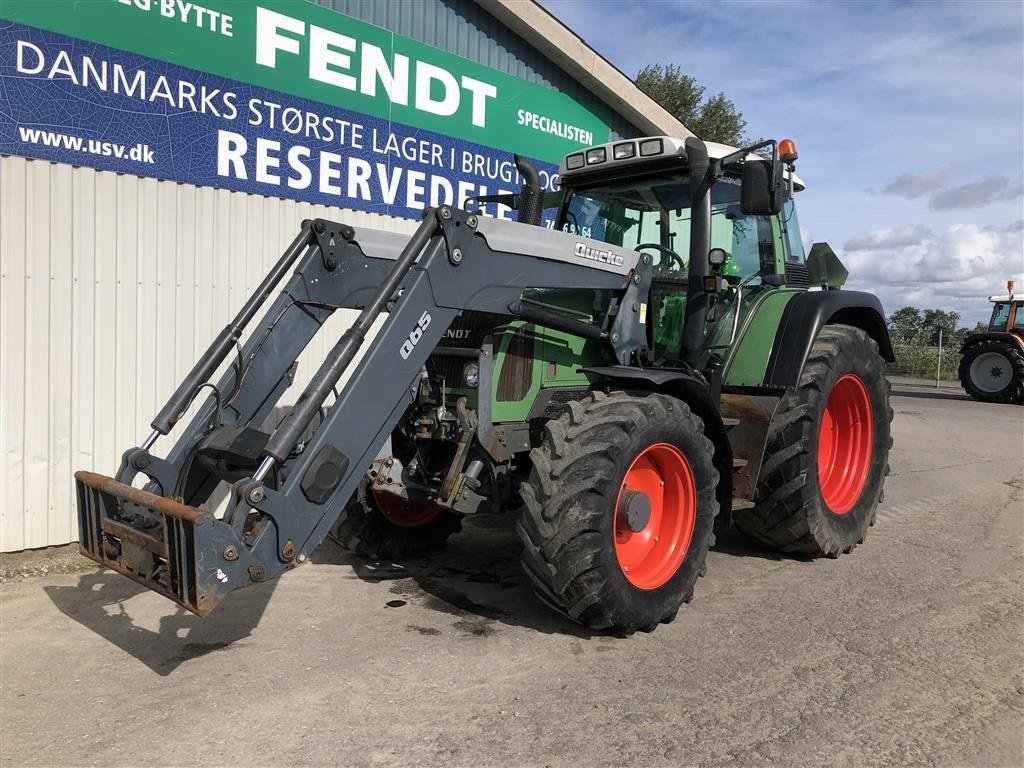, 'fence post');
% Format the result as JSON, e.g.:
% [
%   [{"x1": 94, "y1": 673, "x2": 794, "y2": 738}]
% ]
[{"x1": 935, "y1": 327, "x2": 943, "y2": 388}]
